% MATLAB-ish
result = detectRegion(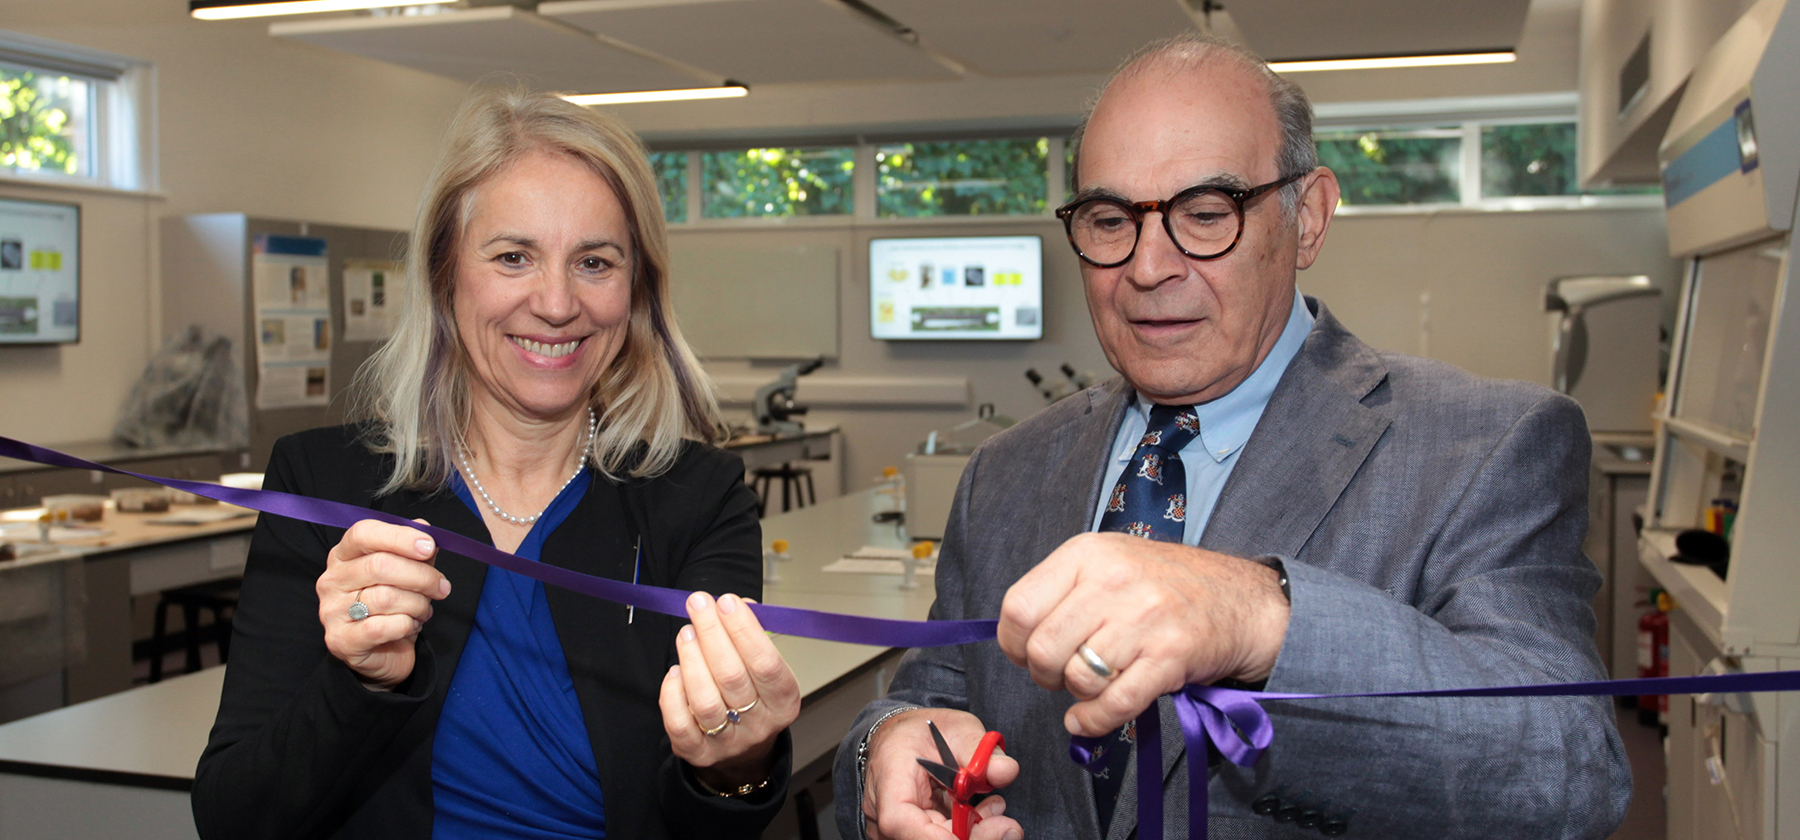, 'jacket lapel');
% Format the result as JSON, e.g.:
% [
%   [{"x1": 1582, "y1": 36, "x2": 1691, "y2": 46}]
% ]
[
  {"x1": 1069, "y1": 379, "x2": 1134, "y2": 533},
  {"x1": 1199, "y1": 299, "x2": 1392, "y2": 561}
]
